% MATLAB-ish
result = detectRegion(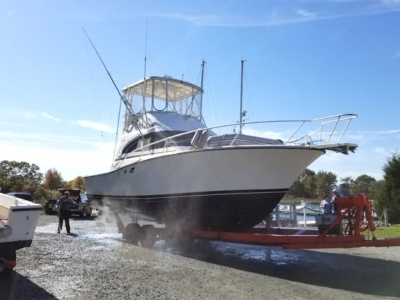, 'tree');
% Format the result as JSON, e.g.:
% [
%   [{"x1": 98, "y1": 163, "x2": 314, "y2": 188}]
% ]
[
  {"x1": 339, "y1": 176, "x2": 354, "y2": 196},
  {"x1": 299, "y1": 169, "x2": 317, "y2": 198},
  {"x1": 34, "y1": 184, "x2": 61, "y2": 201},
  {"x1": 314, "y1": 171, "x2": 337, "y2": 197},
  {"x1": 71, "y1": 176, "x2": 86, "y2": 191},
  {"x1": 286, "y1": 169, "x2": 315, "y2": 198},
  {"x1": 352, "y1": 174, "x2": 377, "y2": 198},
  {"x1": 375, "y1": 153, "x2": 400, "y2": 223},
  {"x1": 44, "y1": 168, "x2": 64, "y2": 190},
  {"x1": 0, "y1": 160, "x2": 43, "y2": 193},
  {"x1": 65, "y1": 176, "x2": 86, "y2": 191}
]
